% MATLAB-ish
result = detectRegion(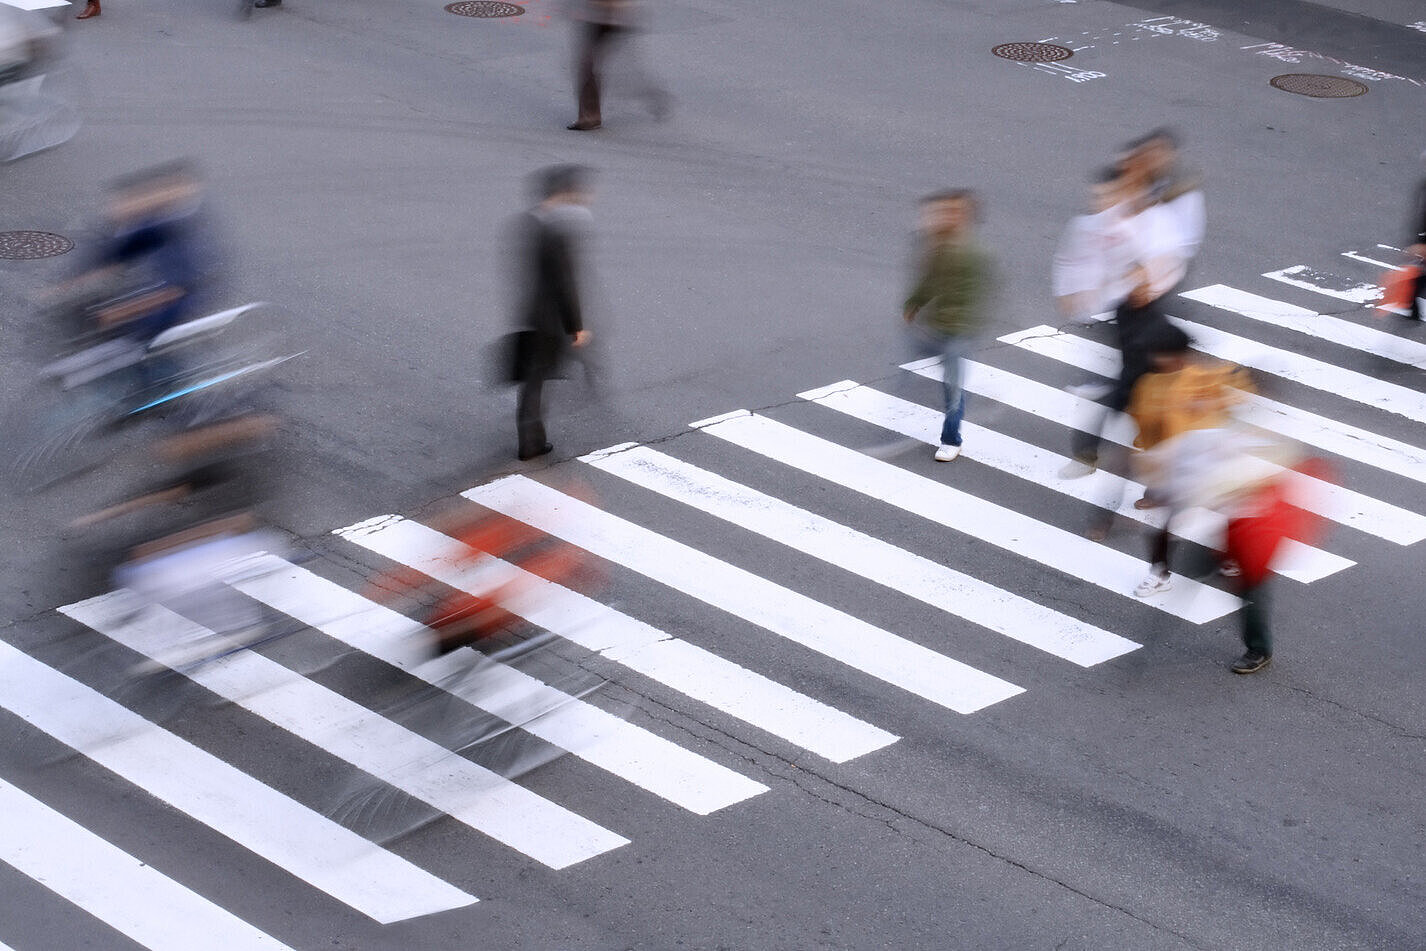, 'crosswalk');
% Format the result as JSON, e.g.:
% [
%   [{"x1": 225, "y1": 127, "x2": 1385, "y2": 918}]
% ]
[{"x1": 4, "y1": 241, "x2": 1423, "y2": 948}]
